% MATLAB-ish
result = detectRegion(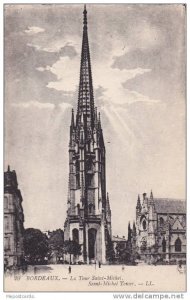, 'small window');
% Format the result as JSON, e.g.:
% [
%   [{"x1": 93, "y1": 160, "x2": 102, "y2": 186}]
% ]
[{"x1": 175, "y1": 238, "x2": 182, "y2": 252}]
